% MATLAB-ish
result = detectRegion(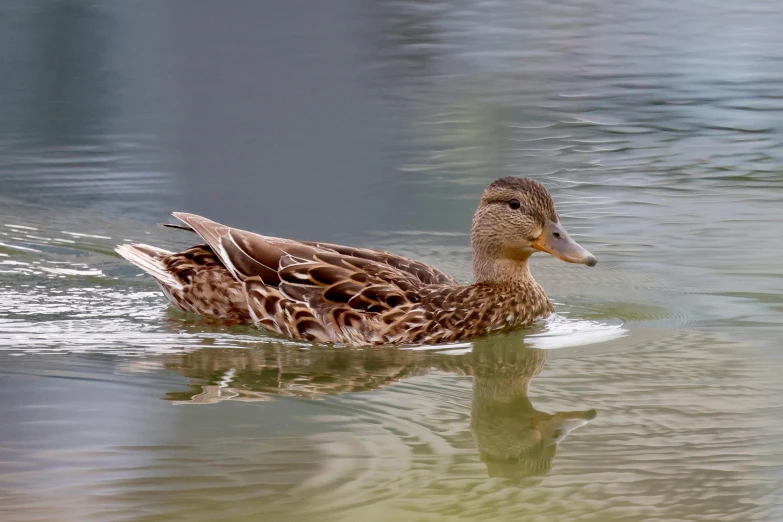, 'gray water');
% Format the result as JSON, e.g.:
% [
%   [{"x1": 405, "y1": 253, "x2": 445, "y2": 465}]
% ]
[{"x1": 2, "y1": 1, "x2": 783, "y2": 521}]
